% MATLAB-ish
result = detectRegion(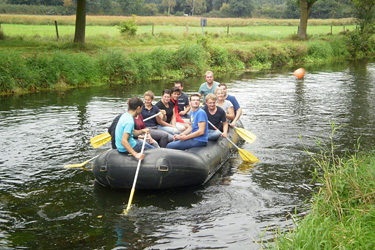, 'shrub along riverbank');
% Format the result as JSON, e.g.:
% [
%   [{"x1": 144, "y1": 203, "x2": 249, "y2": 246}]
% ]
[
  {"x1": 1, "y1": 29, "x2": 375, "y2": 95},
  {"x1": 270, "y1": 126, "x2": 375, "y2": 249}
]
